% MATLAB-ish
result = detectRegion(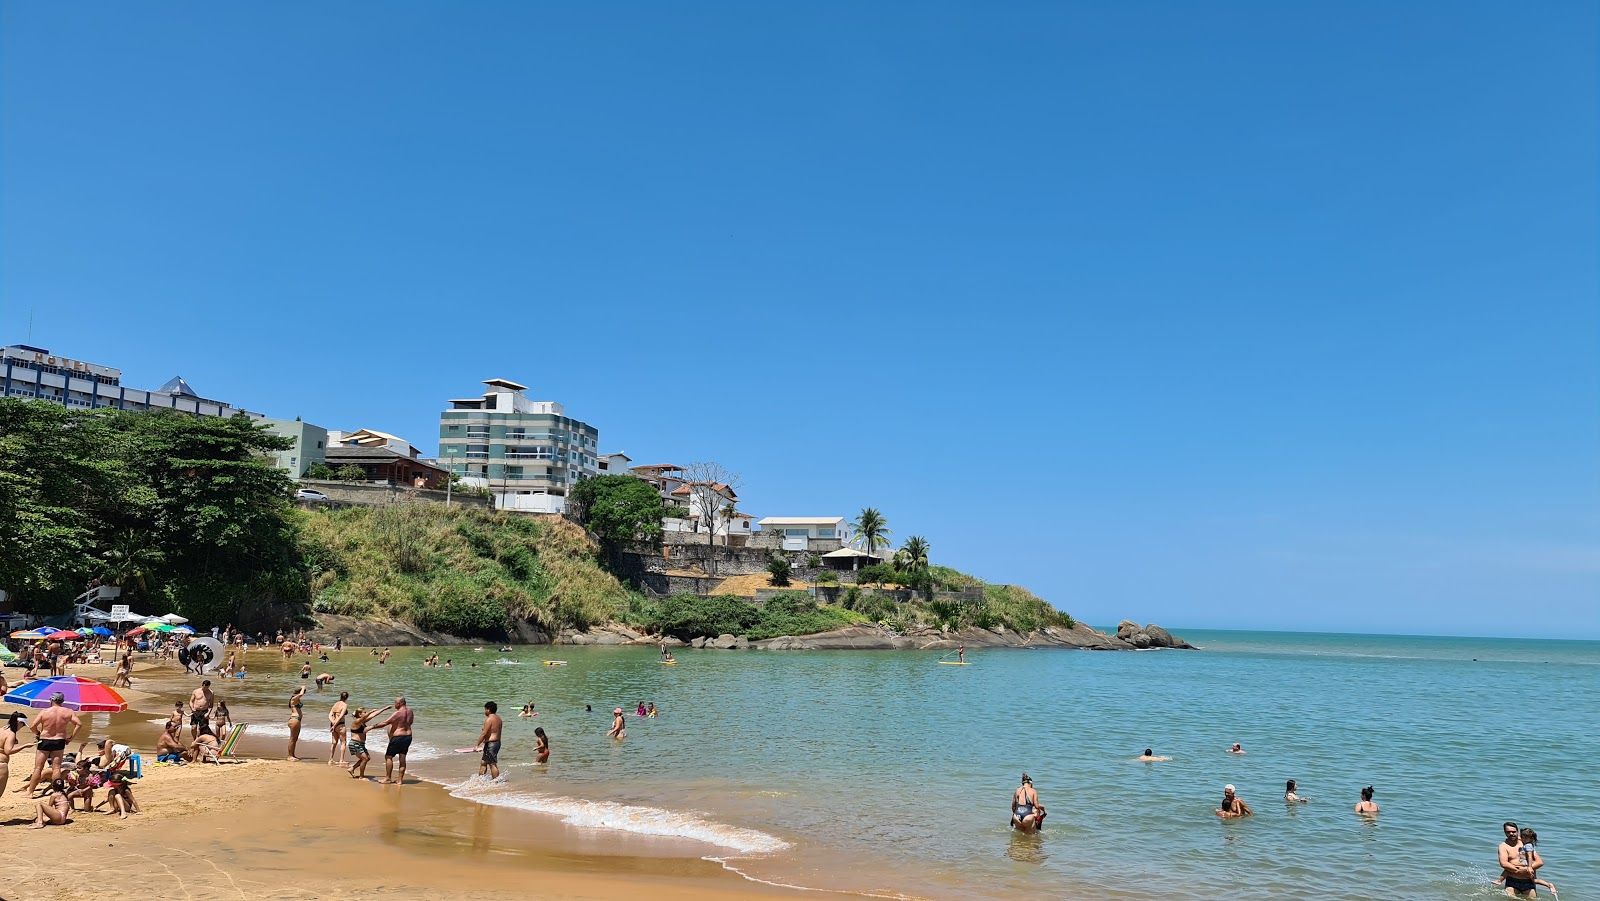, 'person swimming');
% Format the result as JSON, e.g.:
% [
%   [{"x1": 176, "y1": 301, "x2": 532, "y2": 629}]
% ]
[
  {"x1": 1285, "y1": 779, "x2": 1309, "y2": 803},
  {"x1": 1137, "y1": 748, "x2": 1170, "y2": 761},
  {"x1": 1217, "y1": 784, "x2": 1253, "y2": 818}
]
